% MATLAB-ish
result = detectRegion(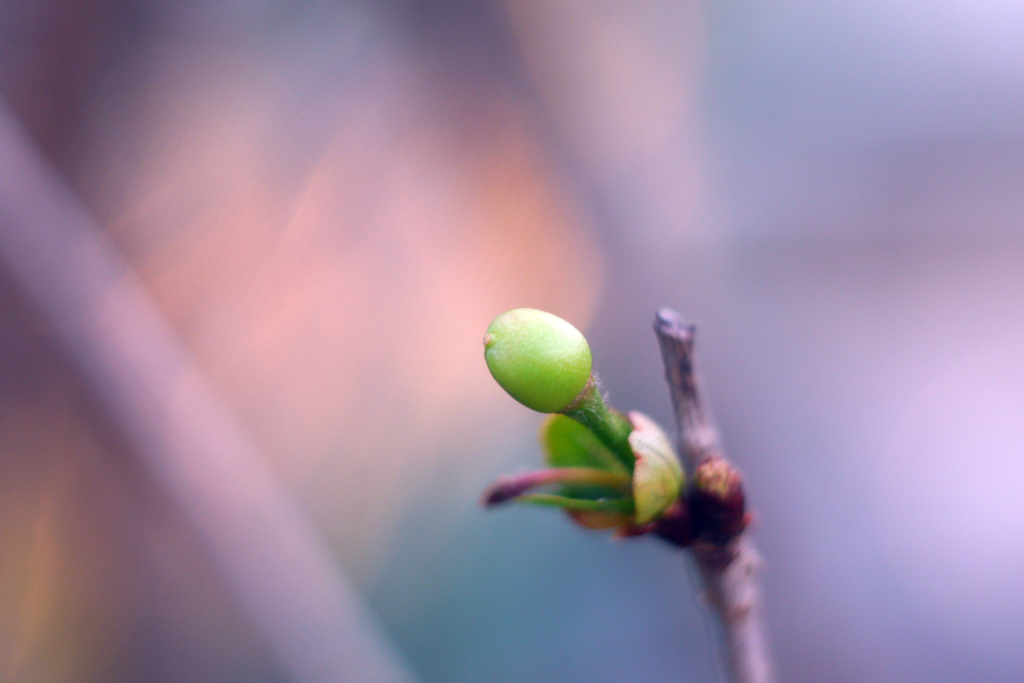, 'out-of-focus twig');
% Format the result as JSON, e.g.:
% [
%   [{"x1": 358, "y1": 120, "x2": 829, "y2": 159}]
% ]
[
  {"x1": 0, "y1": 99, "x2": 417, "y2": 683},
  {"x1": 654, "y1": 309, "x2": 776, "y2": 683}
]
